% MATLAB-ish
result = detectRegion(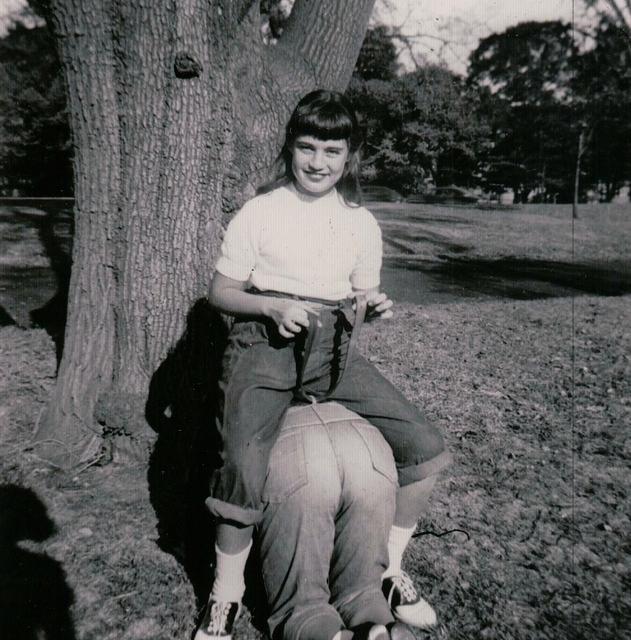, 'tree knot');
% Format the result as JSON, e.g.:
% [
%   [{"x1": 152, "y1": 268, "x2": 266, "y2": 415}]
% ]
[
  {"x1": 95, "y1": 390, "x2": 146, "y2": 436},
  {"x1": 174, "y1": 52, "x2": 202, "y2": 79}
]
